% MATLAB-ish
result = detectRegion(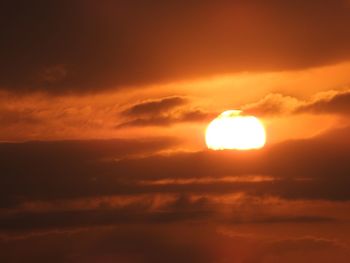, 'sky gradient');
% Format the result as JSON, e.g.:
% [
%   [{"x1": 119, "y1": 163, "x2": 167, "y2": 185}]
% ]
[{"x1": 1, "y1": 1, "x2": 350, "y2": 262}]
